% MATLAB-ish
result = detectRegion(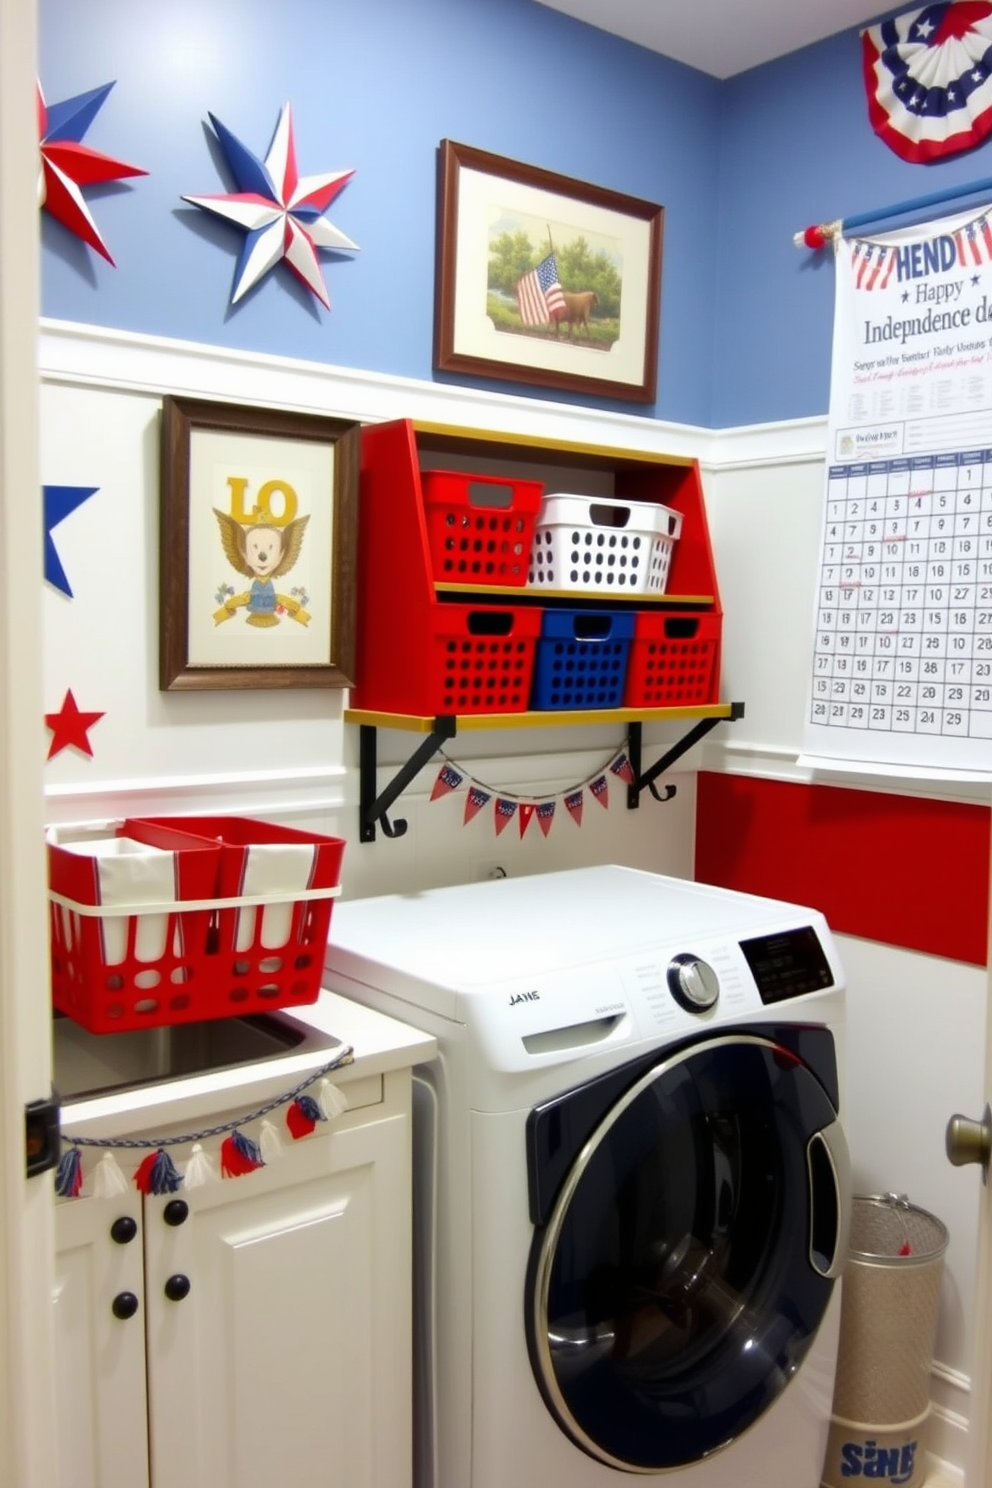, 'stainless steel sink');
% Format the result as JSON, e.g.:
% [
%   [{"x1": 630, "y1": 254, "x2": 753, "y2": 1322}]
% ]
[{"x1": 53, "y1": 1011, "x2": 327, "y2": 1102}]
